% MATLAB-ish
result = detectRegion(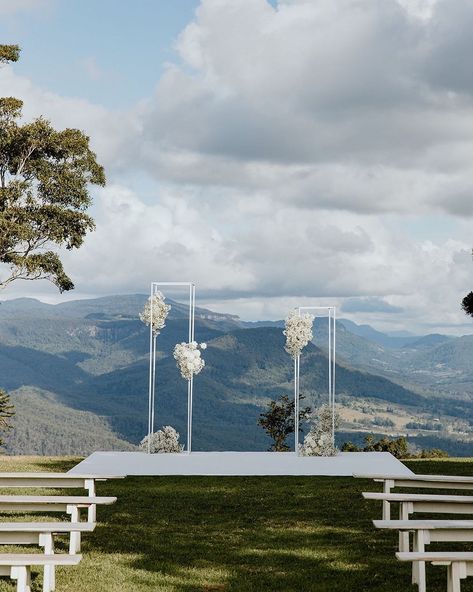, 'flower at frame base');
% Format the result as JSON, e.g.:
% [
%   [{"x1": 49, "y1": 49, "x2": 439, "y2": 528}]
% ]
[
  {"x1": 173, "y1": 341, "x2": 206, "y2": 380},
  {"x1": 139, "y1": 426, "x2": 184, "y2": 453},
  {"x1": 300, "y1": 404, "x2": 340, "y2": 457}
]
